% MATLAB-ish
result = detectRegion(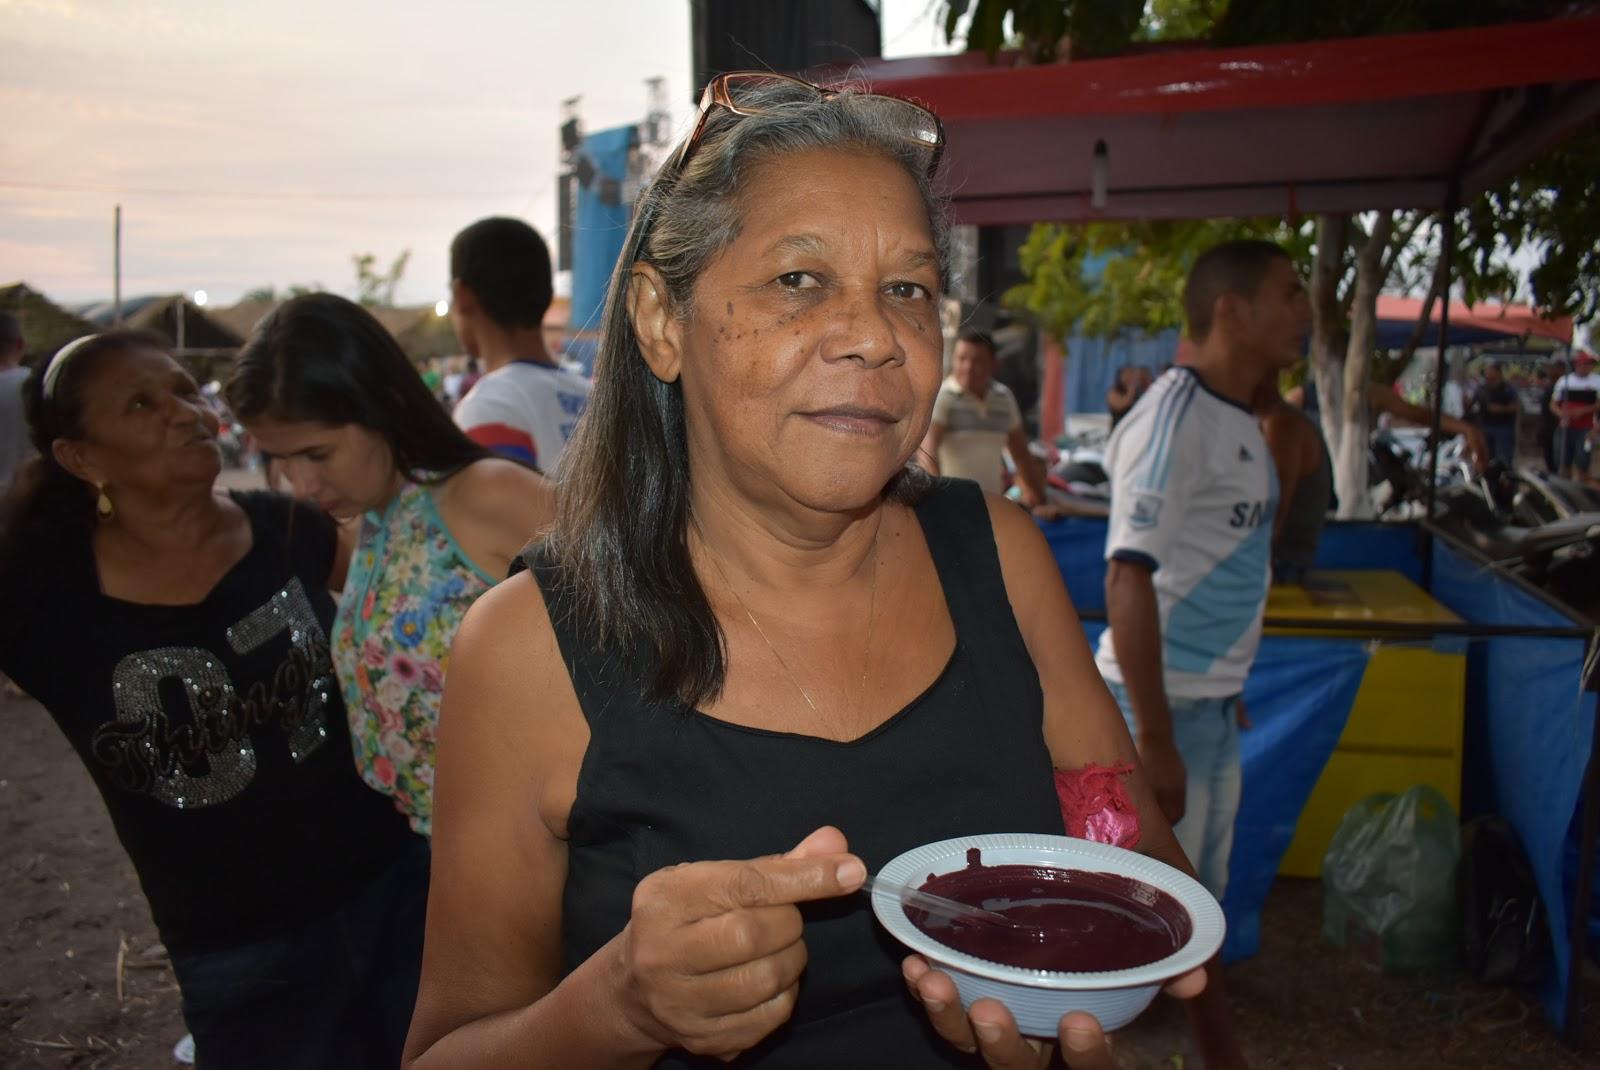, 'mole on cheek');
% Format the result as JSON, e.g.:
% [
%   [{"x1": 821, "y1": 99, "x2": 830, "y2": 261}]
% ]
[{"x1": 726, "y1": 301, "x2": 734, "y2": 317}]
